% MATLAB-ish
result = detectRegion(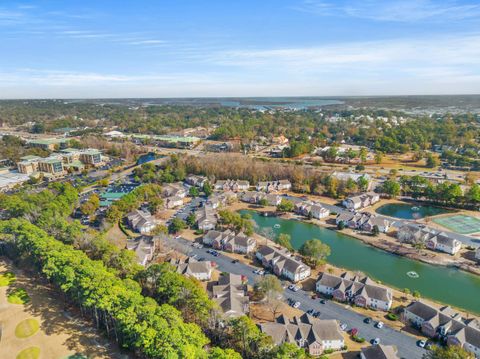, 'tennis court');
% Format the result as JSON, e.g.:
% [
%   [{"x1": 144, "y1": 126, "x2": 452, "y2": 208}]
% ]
[{"x1": 432, "y1": 214, "x2": 480, "y2": 234}]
